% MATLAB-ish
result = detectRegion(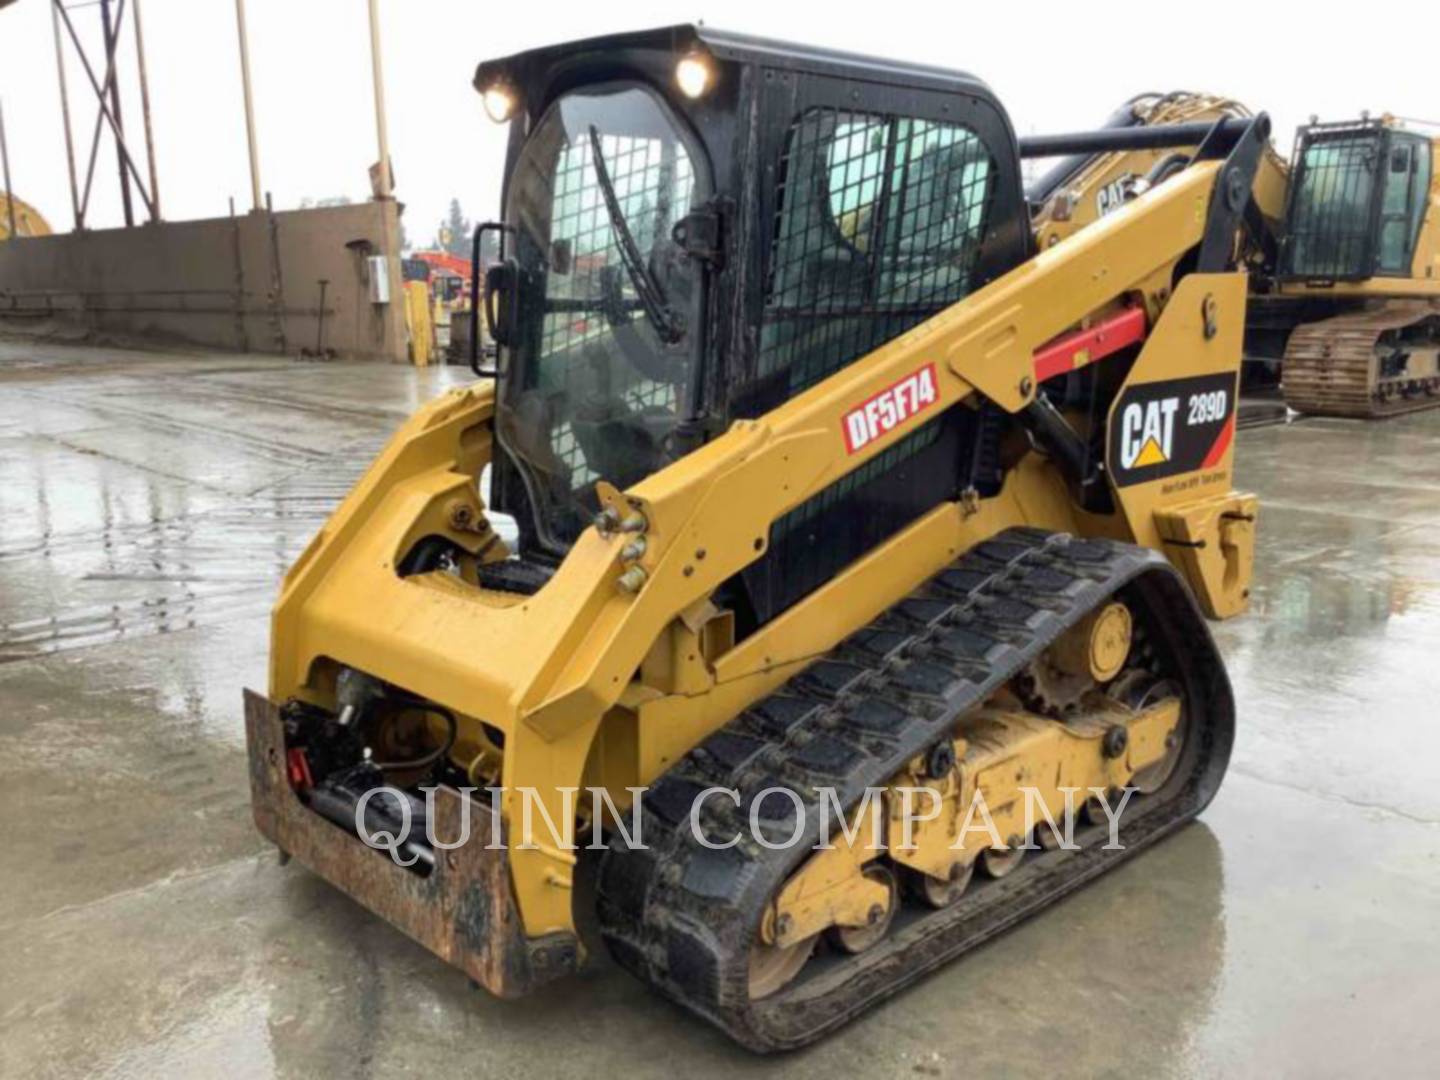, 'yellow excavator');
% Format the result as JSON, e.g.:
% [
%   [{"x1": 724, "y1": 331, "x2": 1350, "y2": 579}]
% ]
[
  {"x1": 1261, "y1": 115, "x2": 1440, "y2": 417},
  {"x1": 0, "y1": 193, "x2": 51, "y2": 240},
  {"x1": 1030, "y1": 91, "x2": 1287, "y2": 252},
  {"x1": 1032, "y1": 98, "x2": 1440, "y2": 418},
  {"x1": 245, "y1": 27, "x2": 1261, "y2": 1050}
]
